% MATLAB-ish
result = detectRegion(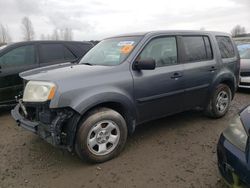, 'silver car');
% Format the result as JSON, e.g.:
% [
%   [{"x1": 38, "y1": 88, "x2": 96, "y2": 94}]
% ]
[{"x1": 239, "y1": 46, "x2": 250, "y2": 88}]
